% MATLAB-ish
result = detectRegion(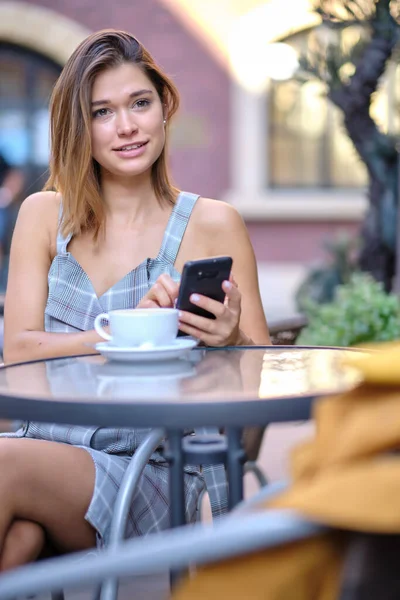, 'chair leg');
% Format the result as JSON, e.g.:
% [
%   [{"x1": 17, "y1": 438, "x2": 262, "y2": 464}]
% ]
[
  {"x1": 92, "y1": 584, "x2": 102, "y2": 600},
  {"x1": 196, "y1": 463, "x2": 268, "y2": 523},
  {"x1": 244, "y1": 461, "x2": 268, "y2": 488},
  {"x1": 99, "y1": 429, "x2": 165, "y2": 600}
]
